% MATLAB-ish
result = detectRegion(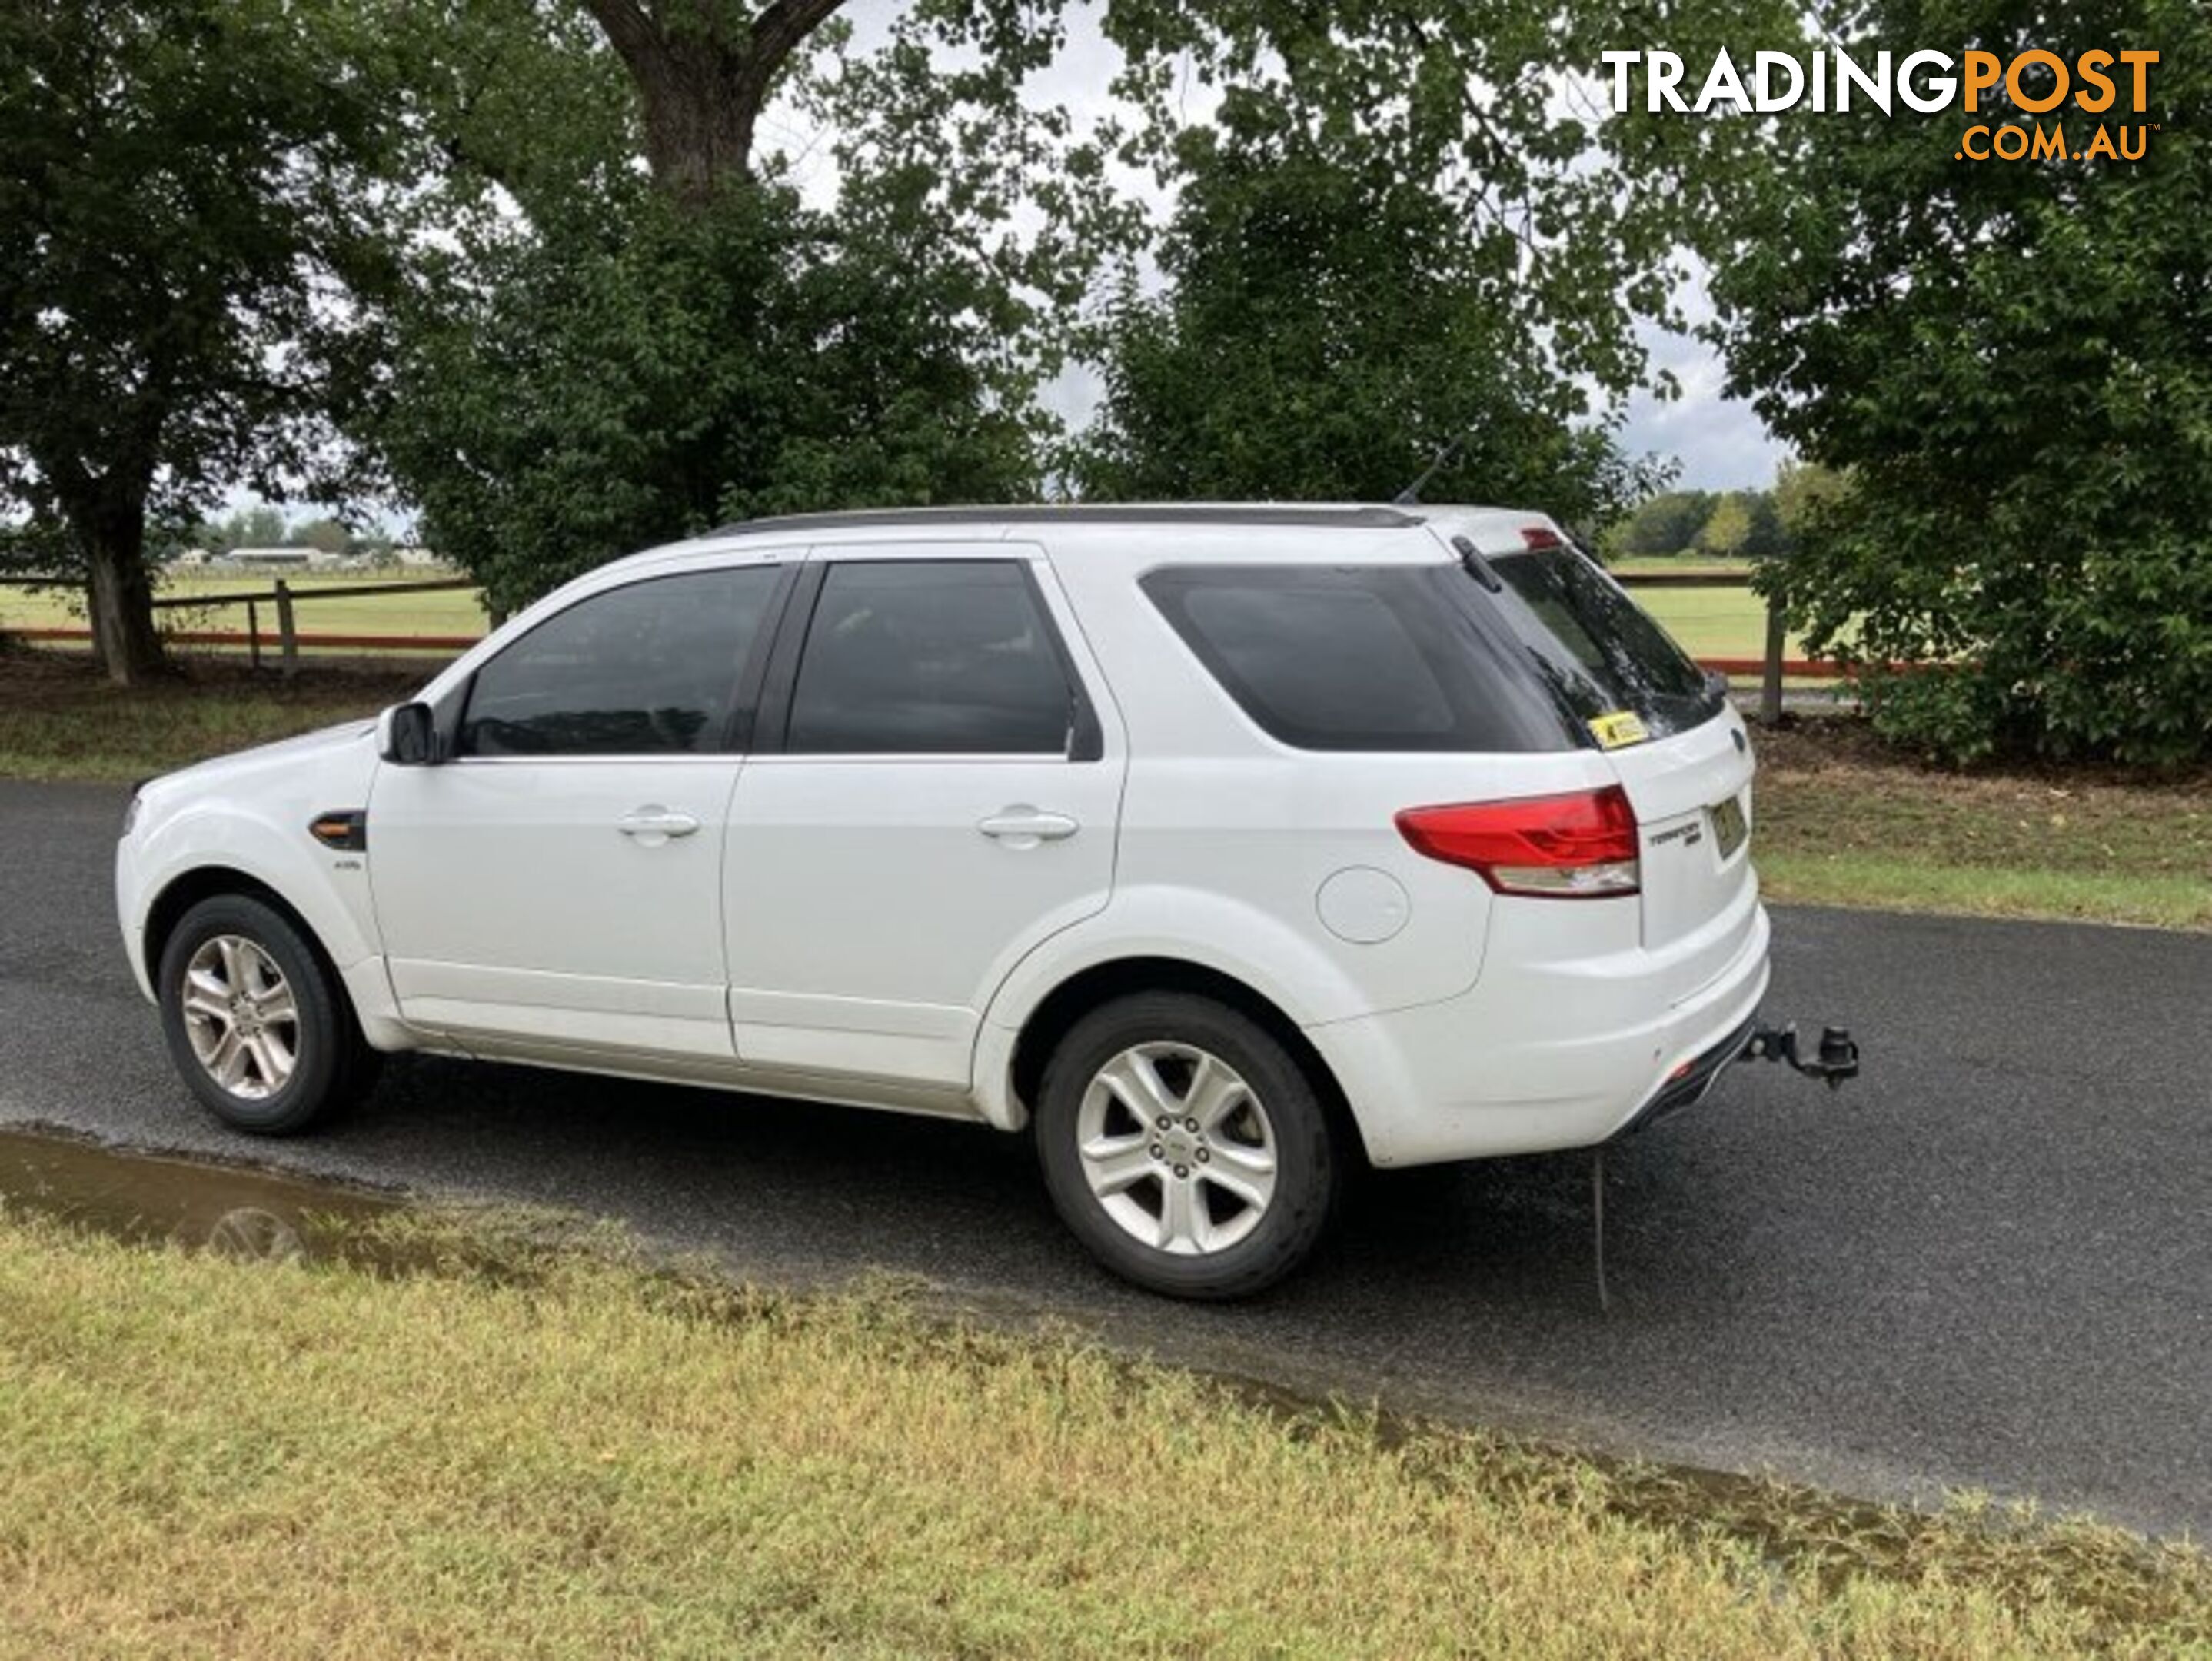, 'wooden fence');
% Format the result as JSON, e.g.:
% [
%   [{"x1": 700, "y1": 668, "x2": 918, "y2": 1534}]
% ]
[
  {"x1": 3, "y1": 568, "x2": 1825, "y2": 723},
  {"x1": 0, "y1": 576, "x2": 485, "y2": 671}
]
